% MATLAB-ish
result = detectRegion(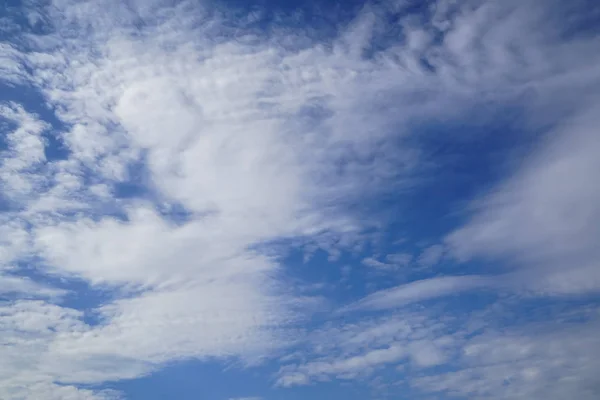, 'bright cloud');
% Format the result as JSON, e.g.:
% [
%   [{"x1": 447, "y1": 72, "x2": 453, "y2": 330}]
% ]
[{"x1": 1, "y1": 0, "x2": 599, "y2": 399}]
